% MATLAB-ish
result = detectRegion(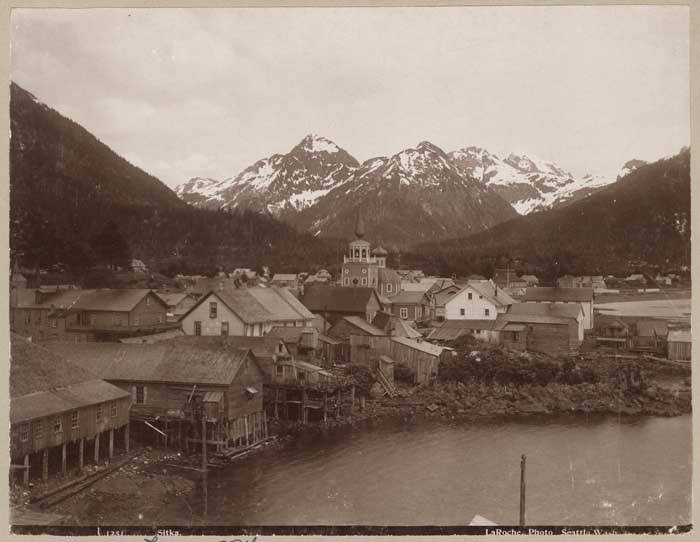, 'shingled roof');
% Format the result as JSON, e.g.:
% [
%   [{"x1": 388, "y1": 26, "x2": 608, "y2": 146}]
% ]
[
  {"x1": 522, "y1": 287, "x2": 594, "y2": 303},
  {"x1": 391, "y1": 290, "x2": 428, "y2": 305},
  {"x1": 71, "y1": 289, "x2": 166, "y2": 312},
  {"x1": 508, "y1": 302, "x2": 583, "y2": 320},
  {"x1": 43, "y1": 337, "x2": 256, "y2": 386},
  {"x1": 300, "y1": 285, "x2": 380, "y2": 313},
  {"x1": 10, "y1": 334, "x2": 129, "y2": 425}
]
